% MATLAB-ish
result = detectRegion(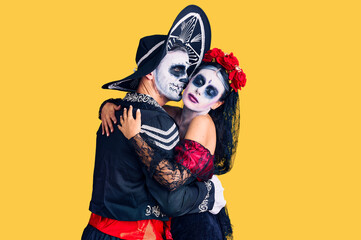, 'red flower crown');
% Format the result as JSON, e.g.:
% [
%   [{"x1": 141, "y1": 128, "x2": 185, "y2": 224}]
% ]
[{"x1": 203, "y1": 48, "x2": 246, "y2": 92}]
